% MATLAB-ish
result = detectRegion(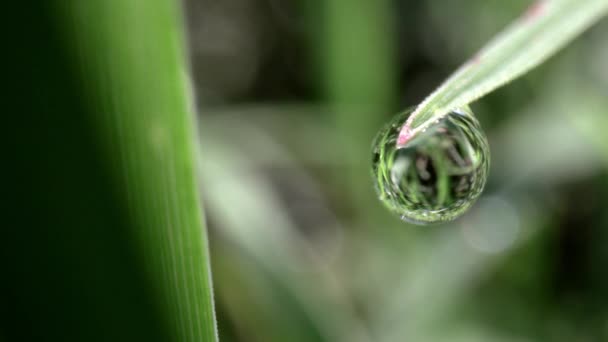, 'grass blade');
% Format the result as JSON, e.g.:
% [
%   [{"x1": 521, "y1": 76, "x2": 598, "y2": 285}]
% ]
[
  {"x1": 399, "y1": 0, "x2": 608, "y2": 145},
  {"x1": 55, "y1": 1, "x2": 218, "y2": 341}
]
